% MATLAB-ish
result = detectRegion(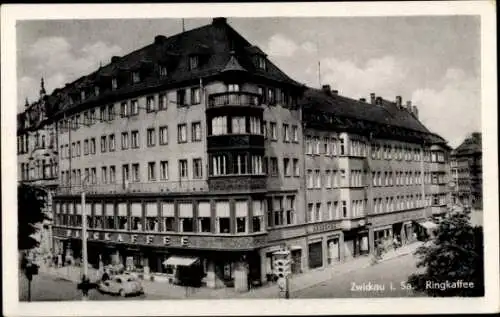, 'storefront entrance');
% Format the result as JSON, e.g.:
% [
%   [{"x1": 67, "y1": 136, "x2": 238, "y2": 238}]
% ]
[{"x1": 308, "y1": 241, "x2": 323, "y2": 269}]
